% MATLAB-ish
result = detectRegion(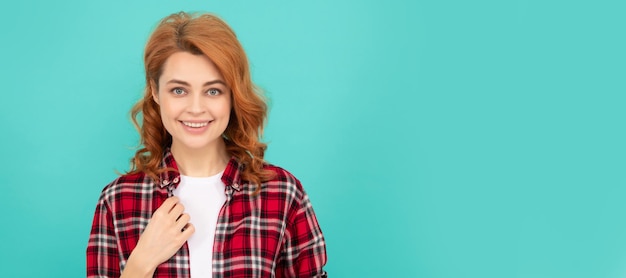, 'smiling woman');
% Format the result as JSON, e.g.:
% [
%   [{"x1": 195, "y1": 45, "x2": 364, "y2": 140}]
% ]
[
  {"x1": 153, "y1": 52, "x2": 232, "y2": 160},
  {"x1": 86, "y1": 12, "x2": 327, "y2": 278}
]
